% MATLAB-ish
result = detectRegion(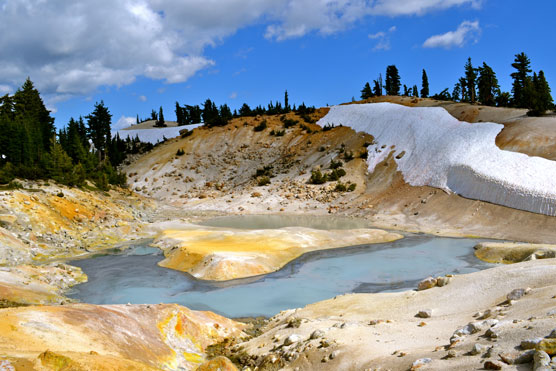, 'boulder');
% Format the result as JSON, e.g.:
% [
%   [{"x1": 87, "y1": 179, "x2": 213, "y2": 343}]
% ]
[
  {"x1": 196, "y1": 356, "x2": 238, "y2": 371},
  {"x1": 417, "y1": 277, "x2": 437, "y2": 291}
]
